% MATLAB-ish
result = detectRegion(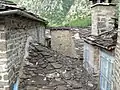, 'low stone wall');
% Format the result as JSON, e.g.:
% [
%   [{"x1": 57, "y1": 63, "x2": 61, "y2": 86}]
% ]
[
  {"x1": 0, "y1": 15, "x2": 46, "y2": 90},
  {"x1": 71, "y1": 28, "x2": 91, "y2": 59},
  {"x1": 51, "y1": 27, "x2": 91, "y2": 59},
  {"x1": 51, "y1": 30, "x2": 77, "y2": 58}
]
